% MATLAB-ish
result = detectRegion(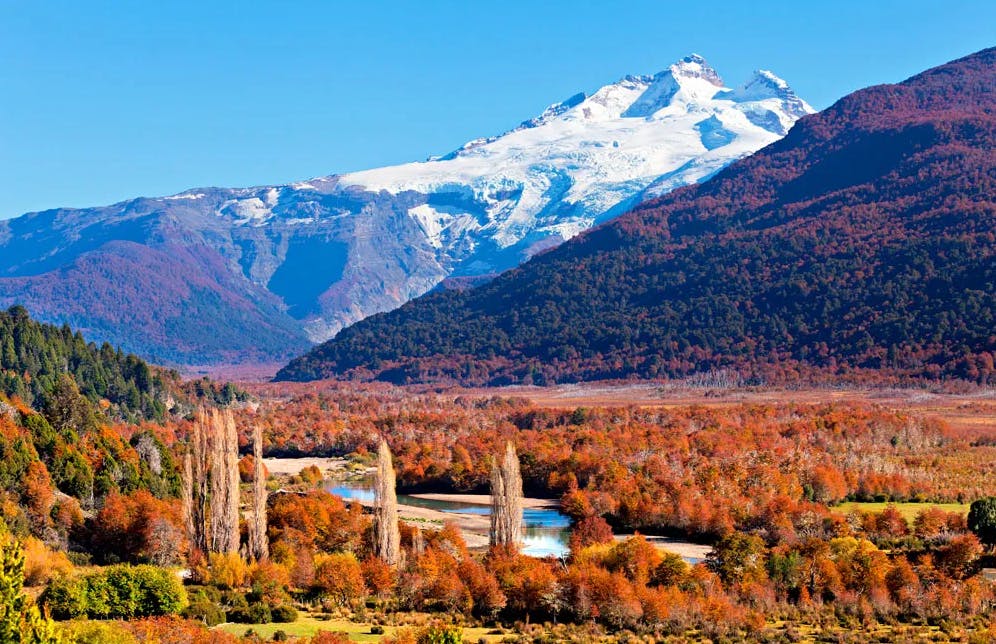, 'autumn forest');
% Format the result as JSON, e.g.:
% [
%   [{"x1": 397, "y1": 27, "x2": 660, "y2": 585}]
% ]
[
  {"x1": 0, "y1": 35, "x2": 994, "y2": 644},
  {"x1": 0, "y1": 302, "x2": 995, "y2": 643}
]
